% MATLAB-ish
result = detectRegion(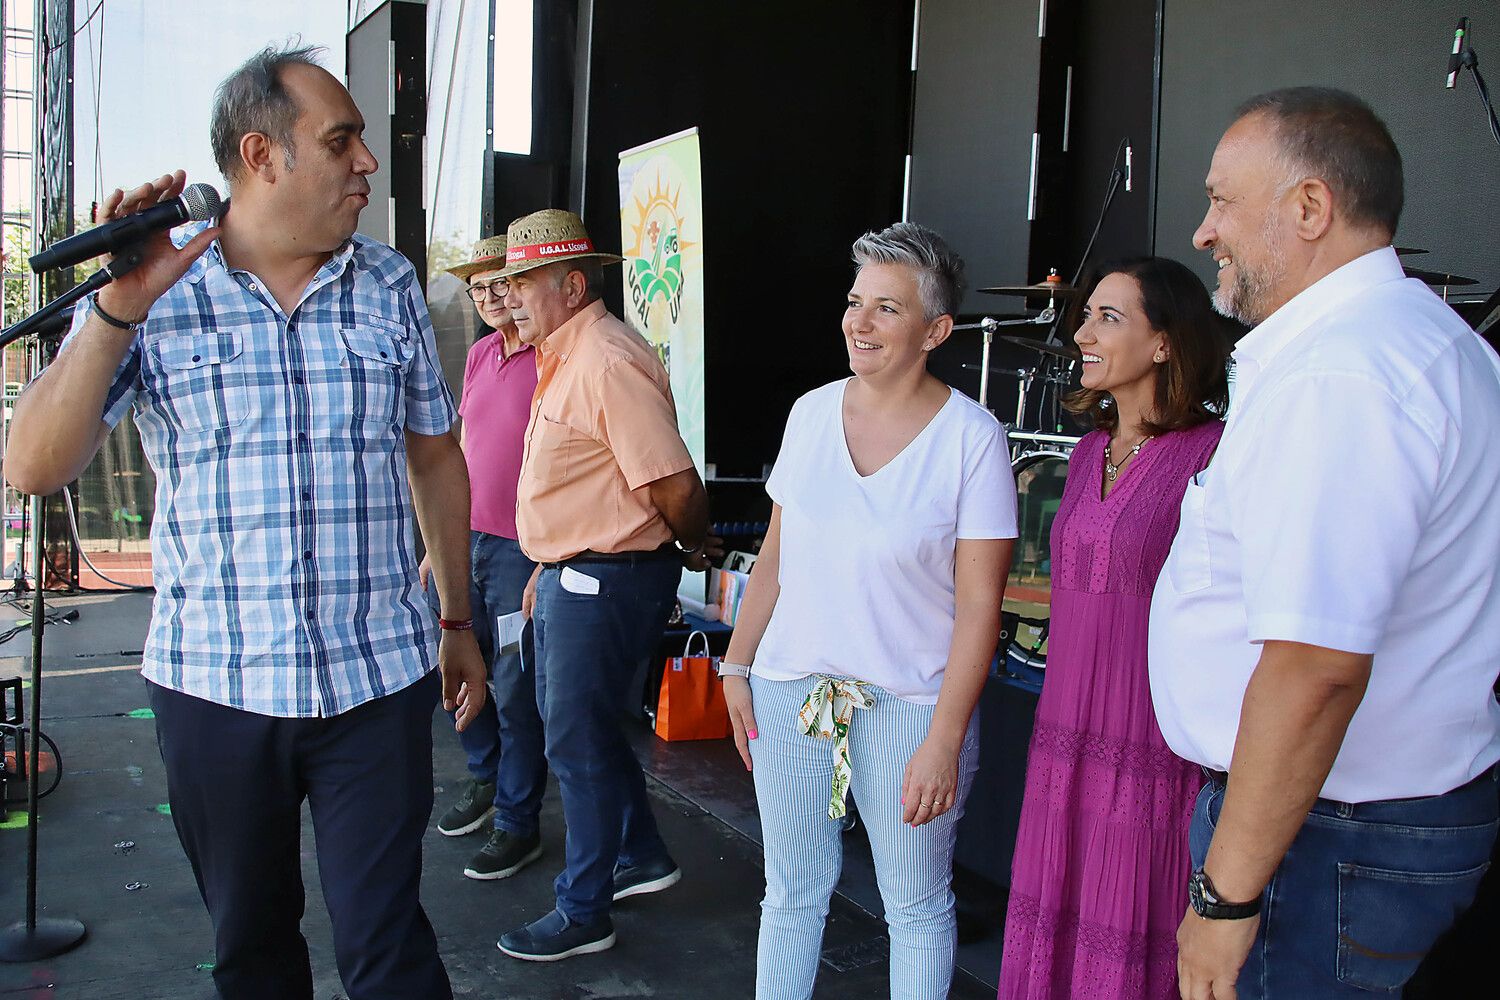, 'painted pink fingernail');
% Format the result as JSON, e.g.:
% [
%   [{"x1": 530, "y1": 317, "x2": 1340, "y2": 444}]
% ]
[{"x1": 747, "y1": 730, "x2": 758, "y2": 739}]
